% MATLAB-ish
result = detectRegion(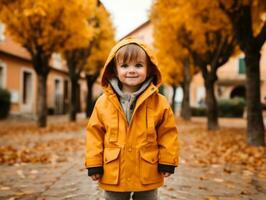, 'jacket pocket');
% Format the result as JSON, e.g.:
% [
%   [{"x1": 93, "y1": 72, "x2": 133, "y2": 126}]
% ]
[
  {"x1": 139, "y1": 145, "x2": 163, "y2": 184},
  {"x1": 100, "y1": 147, "x2": 121, "y2": 185}
]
